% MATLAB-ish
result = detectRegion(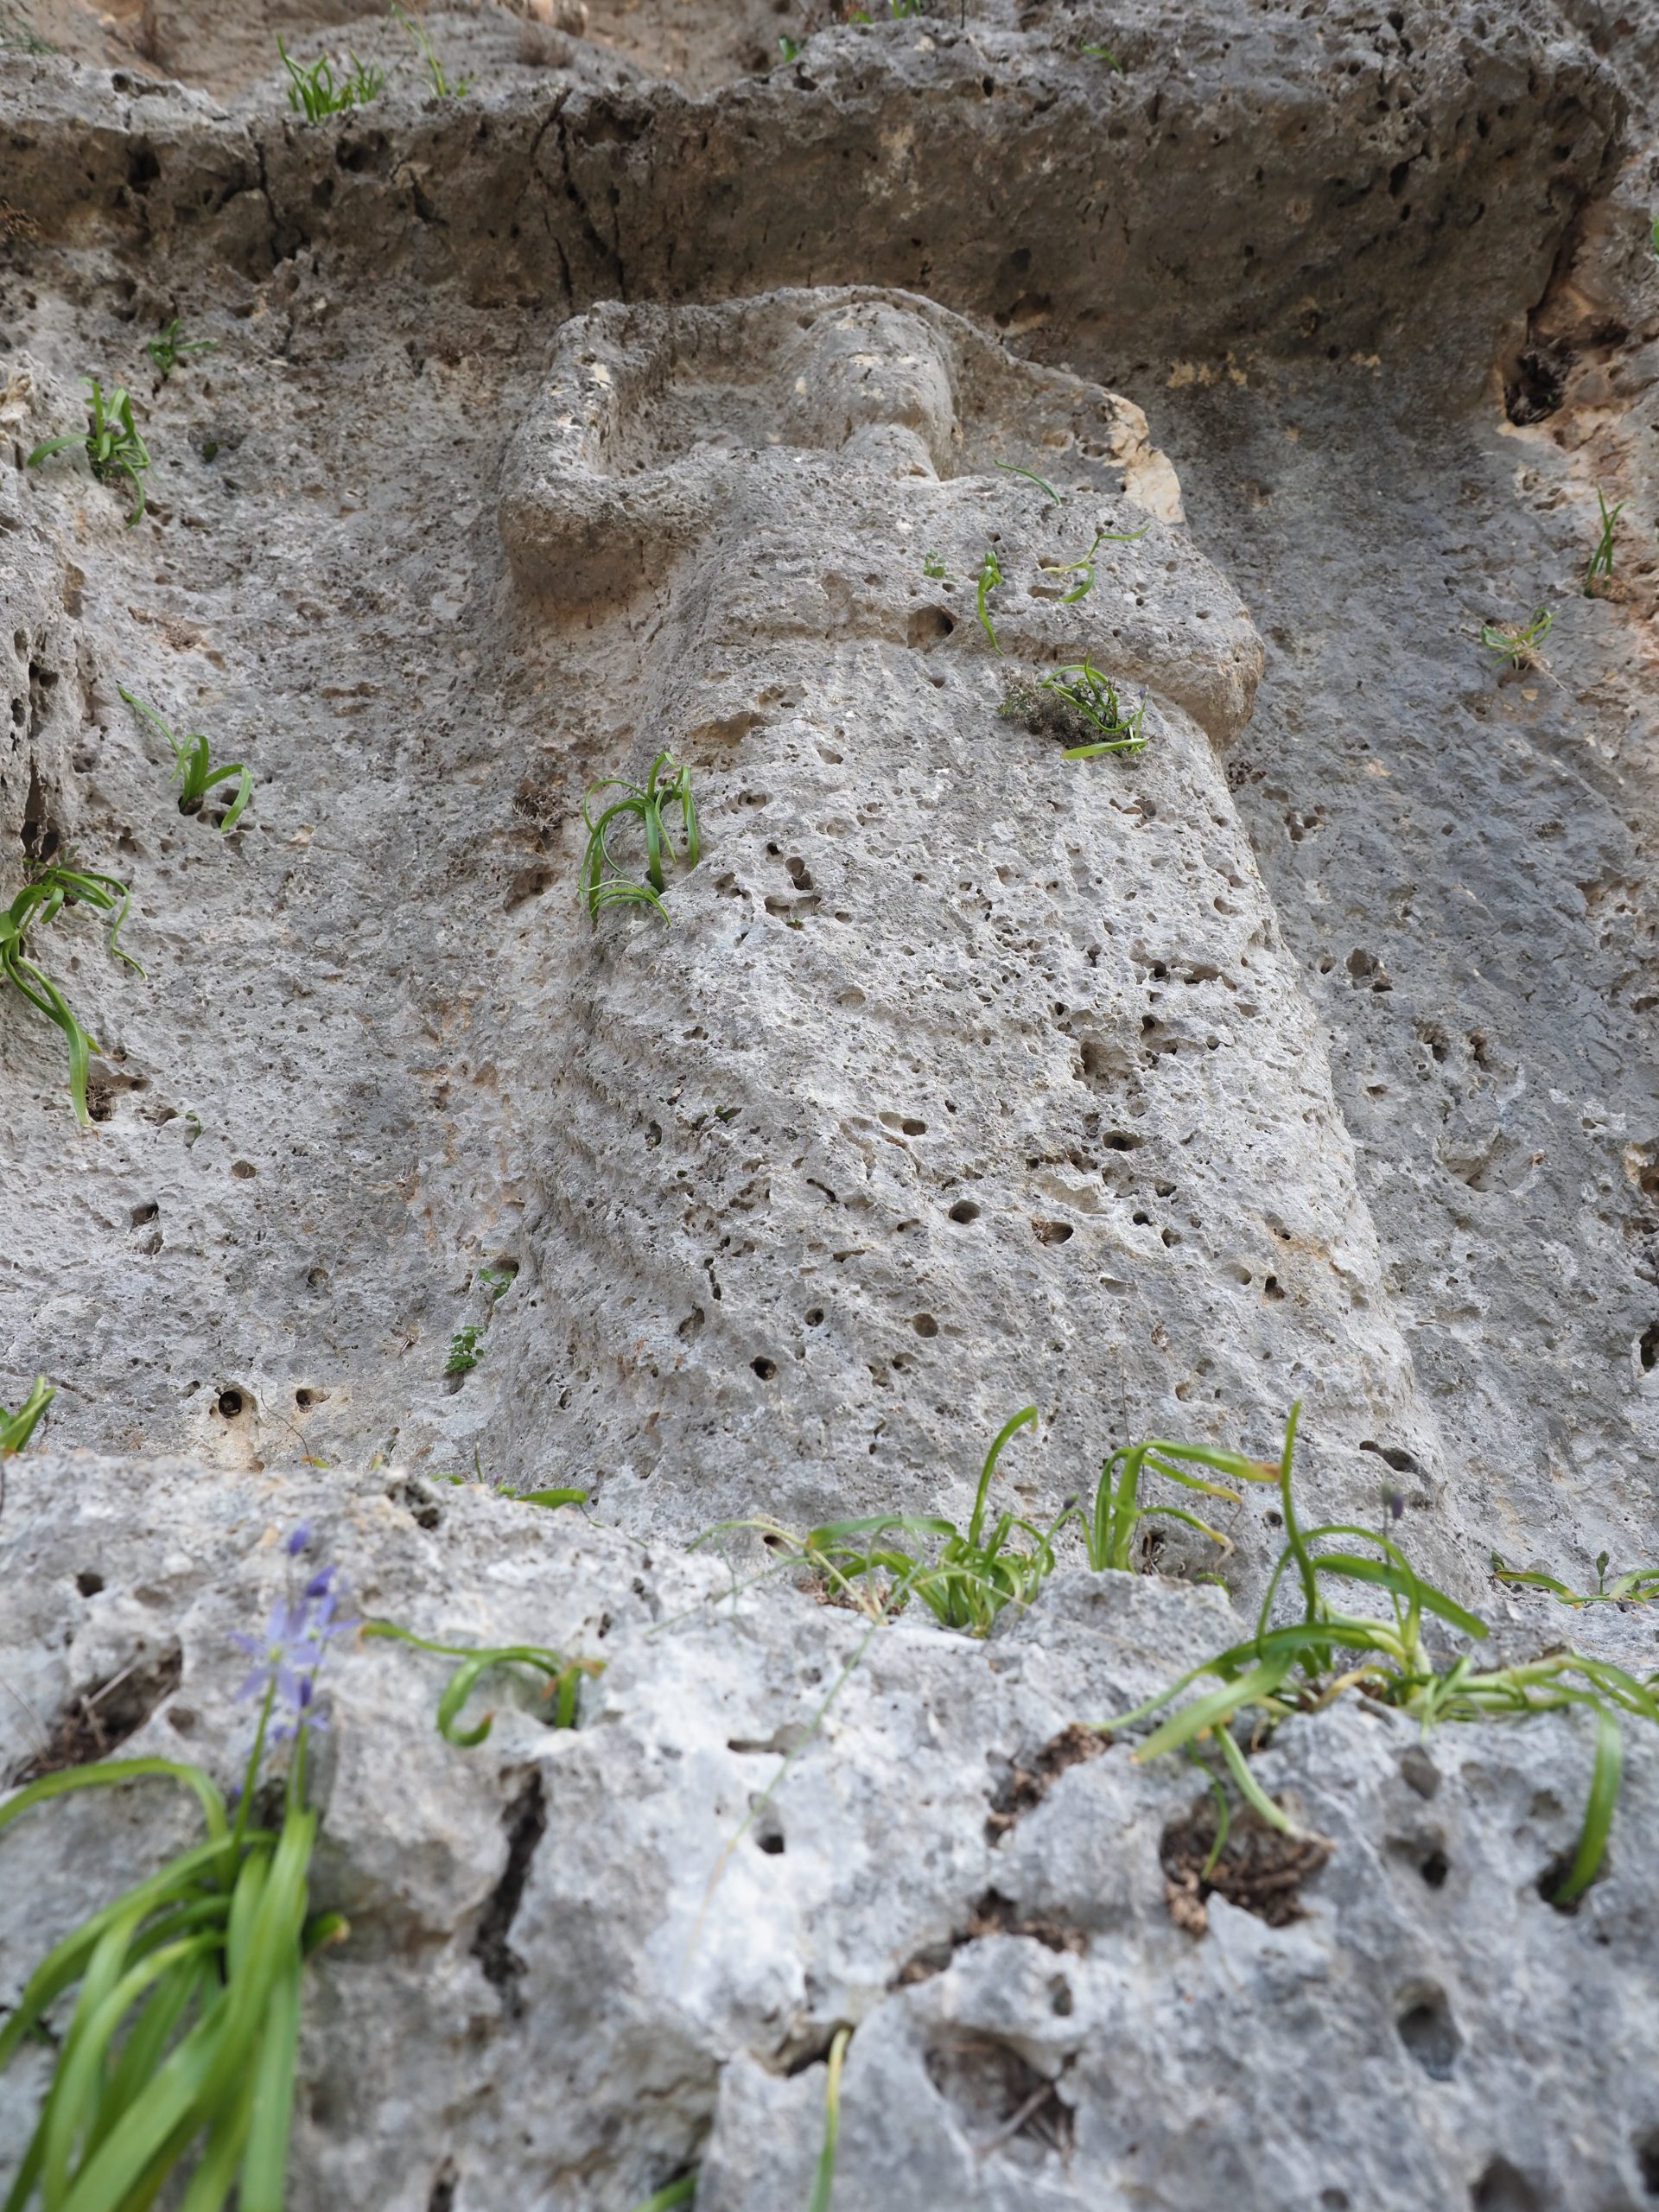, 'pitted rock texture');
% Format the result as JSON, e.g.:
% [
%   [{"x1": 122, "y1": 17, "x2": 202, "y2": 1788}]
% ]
[
  {"x1": 488, "y1": 289, "x2": 1440, "y2": 1567},
  {"x1": 3, "y1": 1458, "x2": 1658, "y2": 2212},
  {"x1": 4, "y1": 3, "x2": 1659, "y2": 2209}
]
